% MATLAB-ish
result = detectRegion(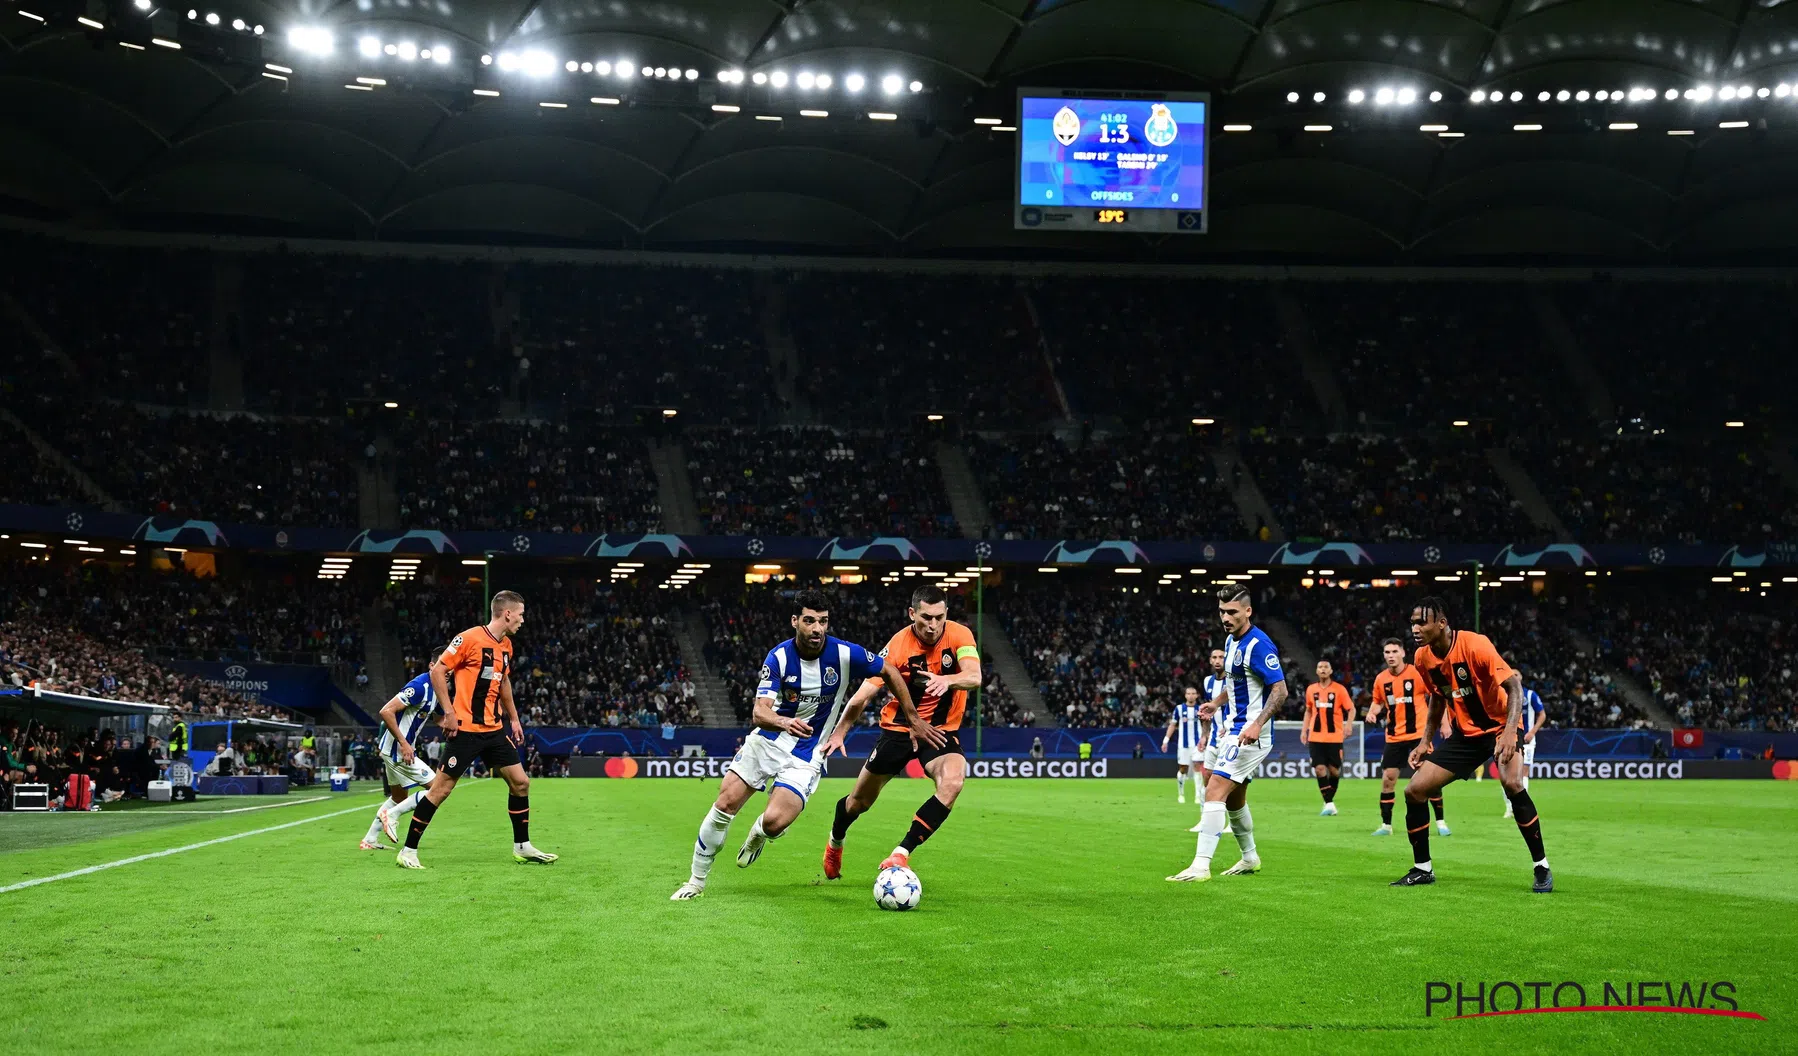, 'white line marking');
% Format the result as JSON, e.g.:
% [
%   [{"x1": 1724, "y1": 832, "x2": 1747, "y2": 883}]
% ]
[
  {"x1": 0, "y1": 796, "x2": 340, "y2": 817},
  {"x1": 0, "y1": 803, "x2": 371, "y2": 895}
]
